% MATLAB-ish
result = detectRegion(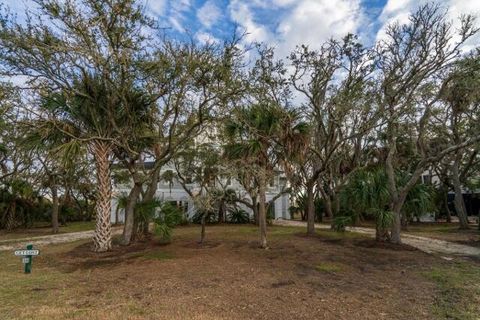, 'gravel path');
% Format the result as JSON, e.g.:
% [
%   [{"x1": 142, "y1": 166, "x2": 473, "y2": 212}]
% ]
[
  {"x1": 0, "y1": 228, "x2": 123, "y2": 251},
  {"x1": 274, "y1": 219, "x2": 480, "y2": 258}
]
